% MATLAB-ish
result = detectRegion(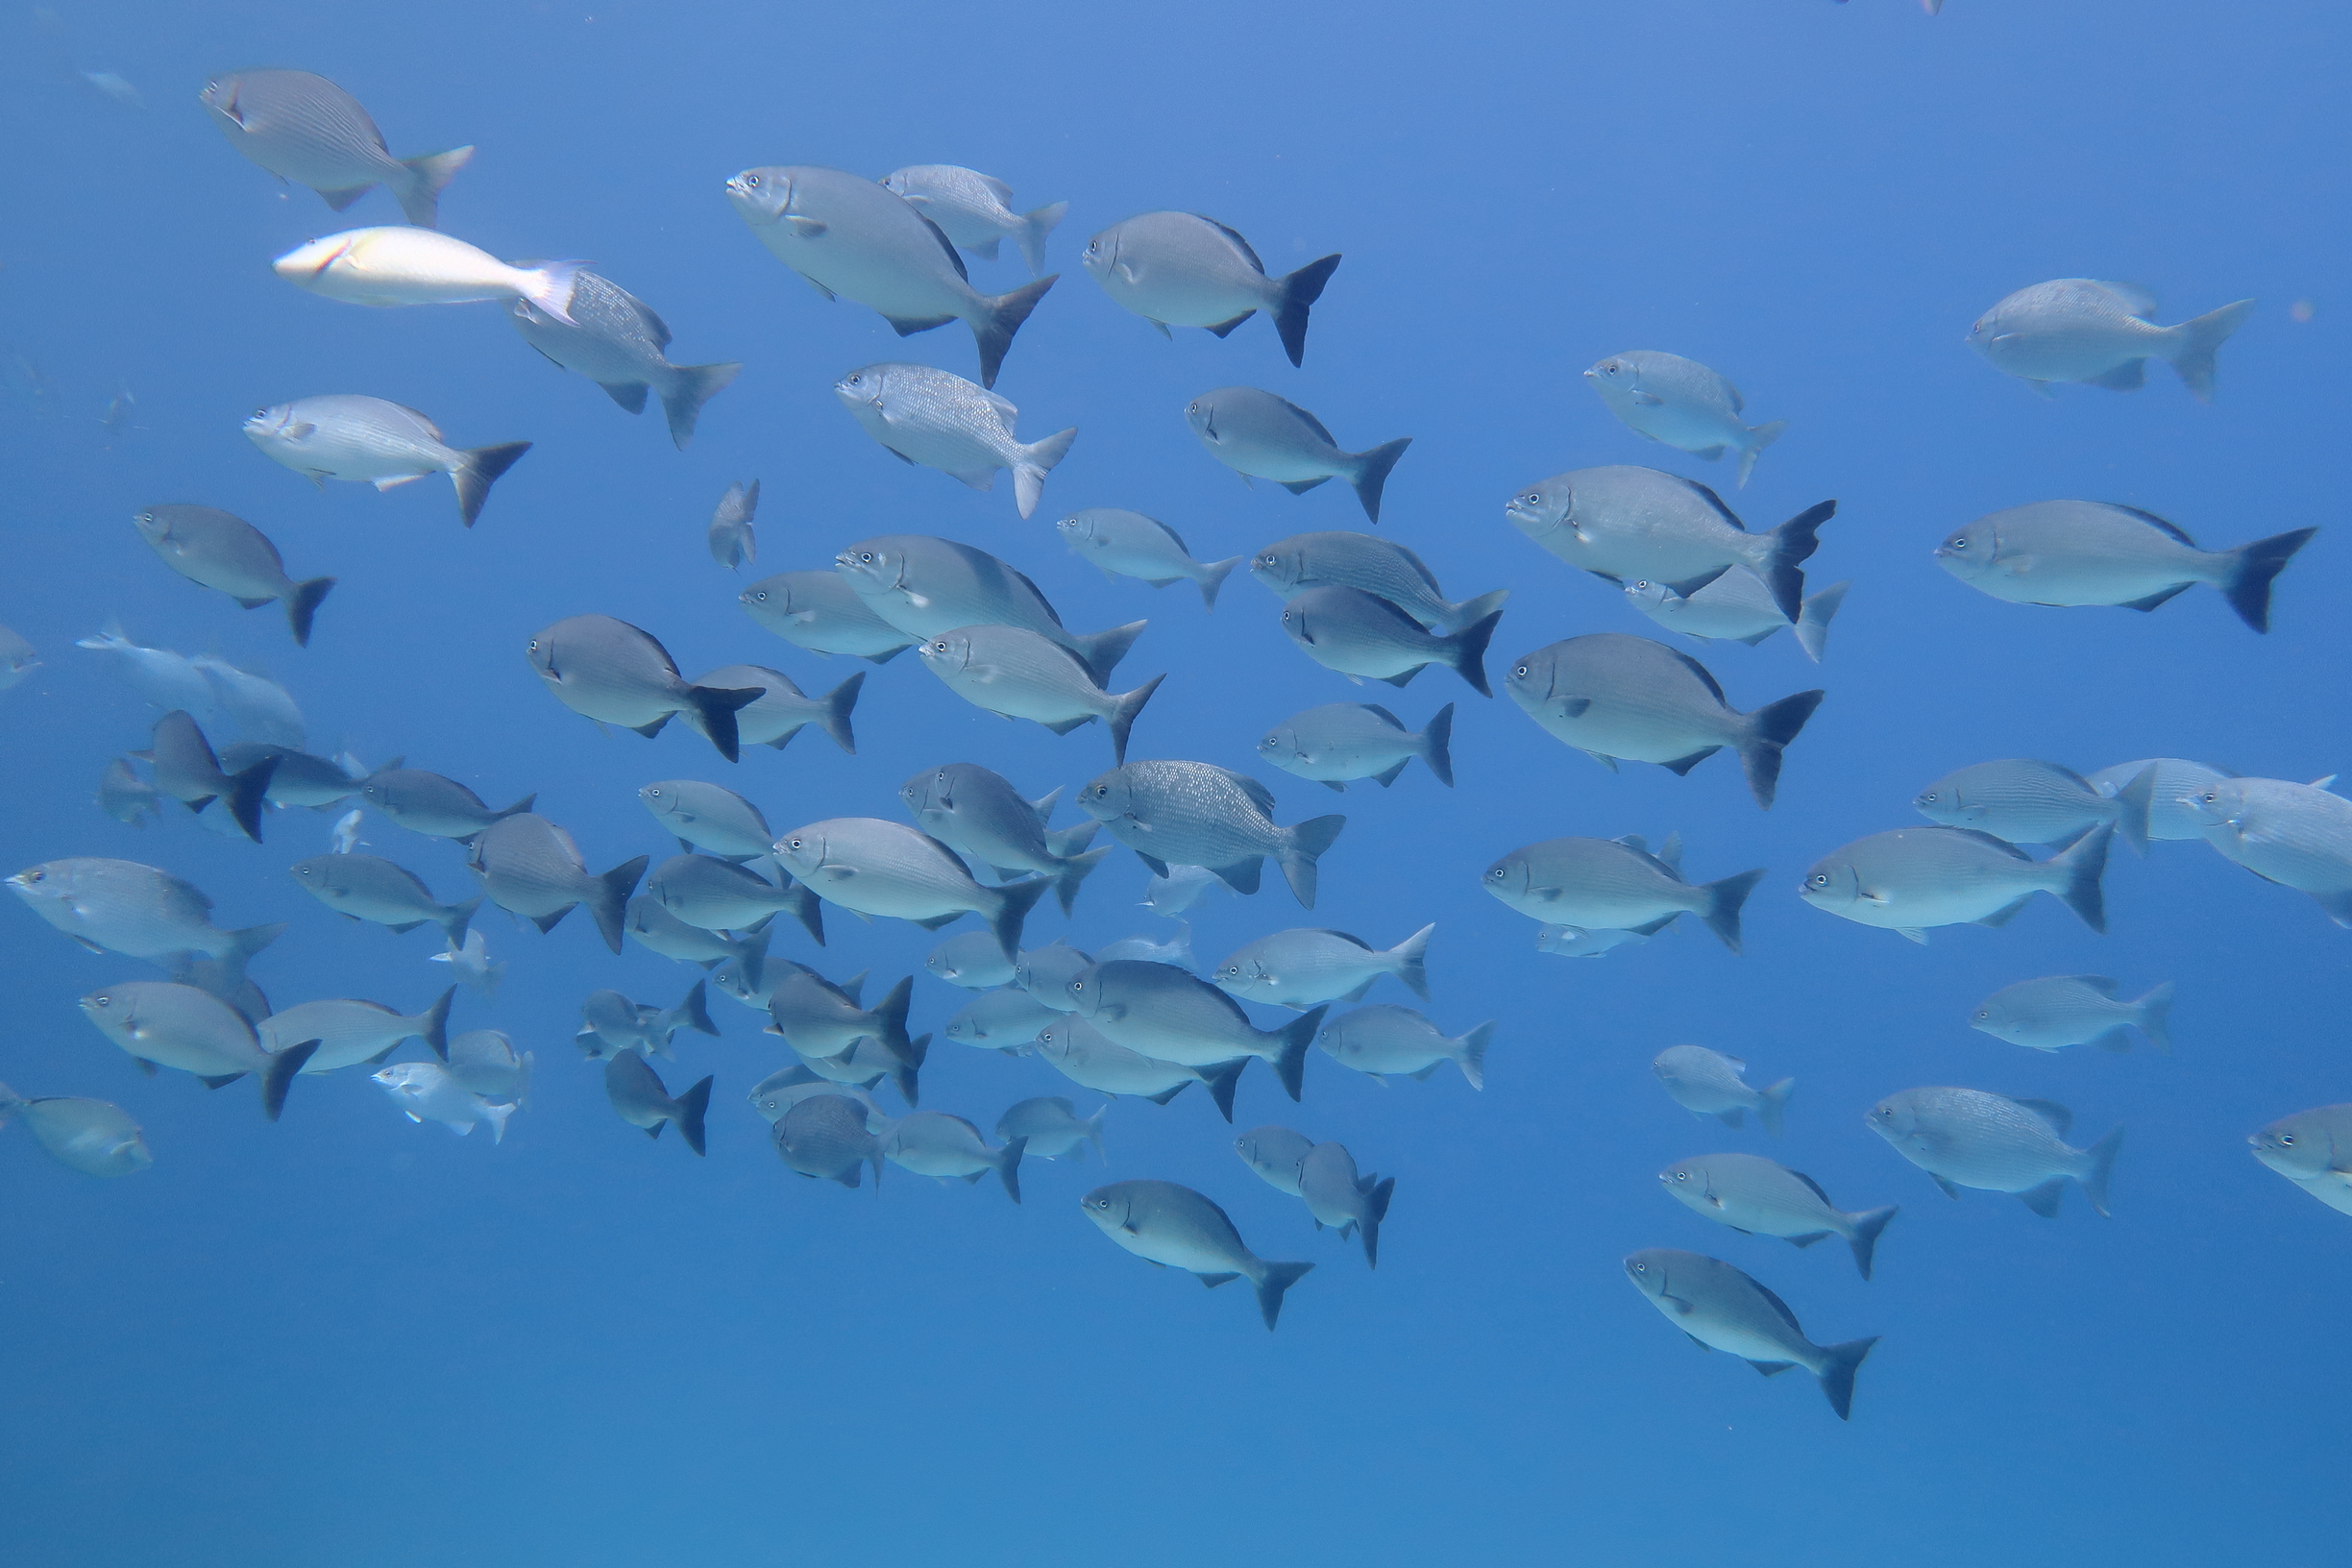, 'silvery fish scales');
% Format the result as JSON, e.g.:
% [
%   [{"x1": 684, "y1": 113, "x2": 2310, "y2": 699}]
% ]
[
  {"x1": 243, "y1": 395, "x2": 528, "y2": 527},
  {"x1": 466, "y1": 815, "x2": 646, "y2": 953},
  {"x1": 1247, "y1": 531, "x2": 1503, "y2": 633},
  {"x1": 510, "y1": 269, "x2": 739, "y2": 449},
  {"x1": 288, "y1": 852, "x2": 476, "y2": 943},
  {"x1": 1799, "y1": 825, "x2": 2111, "y2": 943},
  {"x1": 526, "y1": 614, "x2": 762, "y2": 762},
  {"x1": 1624, "y1": 1250, "x2": 1876, "y2": 1419},
  {"x1": 1279, "y1": 585, "x2": 1499, "y2": 696},
  {"x1": 995, "y1": 1096, "x2": 1103, "y2": 1162},
  {"x1": 1658, "y1": 1153, "x2": 1896, "y2": 1278},
  {"x1": 739, "y1": 572, "x2": 915, "y2": 664},
  {"x1": 1185, "y1": 386, "x2": 1410, "y2": 524},
  {"x1": 1912, "y1": 758, "x2": 2147, "y2": 851},
  {"x1": 708, "y1": 479, "x2": 758, "y2": 570},
  {"x1": 1652, "y1": 1044, "x2": 1791, "y2": 1134},
  {"x1": 1969, "y1": 975, "x2": 2174, "y2": 1054},
  {"x1": 259, "y1": 992, "x2": 453, "y2": 1073},
  {"x1": 834, "y1": 362, "x2": 1073, "y2": 518},
  {"x1": 10, "y1": 857, "x2": 282, "y2": 967},
  {"x1": 1081, "y1": 1179, "x2": 1313, "y2": 1330},
  {"x1": 639, "y1": 781, "x2": 773, "y2": 859},
  {"x1": 1868, "y1": 1087, "x2": 2122, "y2": 1216},
  {"x1": 1056, "y1": 508, "x2": 1241, "y2": 609},
  {"x1": 772, "y1": 817, "x2": 1044, "y2": 956},
  {"x1": 879, "y1": 164, "x2": 1066, "y2": 275},
  {"x1": 1625, "y1": 572, "x2": 1847, "y2": 662},
  {"x1": 0, "y1": 1089, "x2": 151, "y2": 1177},
  {"x1": 2088, "y1": 758, "x2": 2235, "y2": 842},
  {"x1": 1298, "y1": 1141, "x2": 1394, "y2": 1268},
  {"x1": 200, "y1": 69, "x2": 470, "y2": 227},
  {"x1": 1212, "y1": 925, "x2": 1432, "y2": 1009},
  {"x1": 1585, "y1": 351, "x2": 1785, "y2": 487},
  {"x1": 917, "y1": 625, "x2": 1163, "y2": 765},
  {"x1": 2180, "y1": 777, "x2": 2352, "y2": 924},
  {"x1": 1236, "y1": 1125, "x2": 1316, "y2": 1195},
  {"x1": 1482, "y1": 836, "x2": 1763, "y2": 953},
  {"x1": 1063, "y1": 958, "x2": 1322, "y2": 1101},
  {"x1": 834, "y1": 534, "x2": 1139, "y2": 684},
  {"x1": 1077, "y1": 760, "x2": 1344, "y2": 908},
  {"x1": 1033, "y1": 1016, "x2": 1240, "y2": 1117},
  {"x1": 360, "y1": 768, "x2": 532, "y2": 841},
  {"x1": 1968, "y1": 280, "x2": 2253, "y2": 401},
  {"x1": 1314, "y1": 1004, "x2": 1490, "y2": 1089},
  {"x1": 1084, "y1": 212, "x2": 1339, "y2": 365},
  {"x1": 900, "y1": 763, "x2": 1105, "y2": 916},
  {"x1": 131, "y1": 505, "x2": 334, "y2": 647}
]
